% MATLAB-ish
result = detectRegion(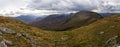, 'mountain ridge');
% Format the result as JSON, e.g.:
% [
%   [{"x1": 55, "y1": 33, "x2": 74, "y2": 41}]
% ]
[
  {"x1": 0, "y1": 14, "x2": 120, "y2": 47},
  {"x1": 31, "y1": 11, "x2": 102, "y2": 31}
]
